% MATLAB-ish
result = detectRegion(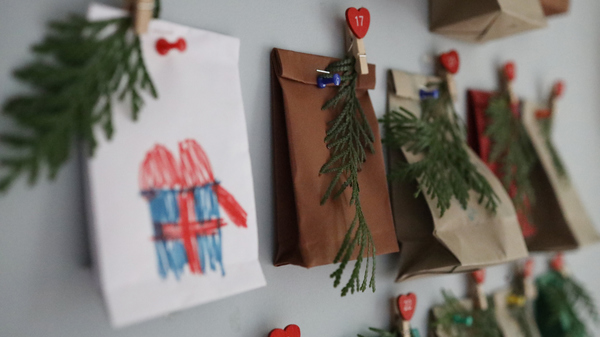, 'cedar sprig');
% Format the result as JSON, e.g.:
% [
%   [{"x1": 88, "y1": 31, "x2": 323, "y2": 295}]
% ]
[
  {"x1": 432, "y1": 290, "x2": 502, "y2": 337},
  {"x1": 0, "y1": 8, "x2": 158, "y2": 192},
  {"x1": 539, "y1": 118, "x2": 567, "y2": 177},
  {"x1": 382, "y1": 81, "x2": 498, "y2": 217},
  {"x1": 357, "y1": 327, "x2": 398, "y2": 337},
  {"x1": 471, "y1": 296, "x2": 503, "y2": 337},
  {"x1": 485, "y1": 94, "x2": 536, "y2": 210},
  {"x1": 536, "y1": 270, "x2": 599, "y2": 337},
  {"x1": 319, "y1": 57, "x2": 377, "y2": 297}
]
